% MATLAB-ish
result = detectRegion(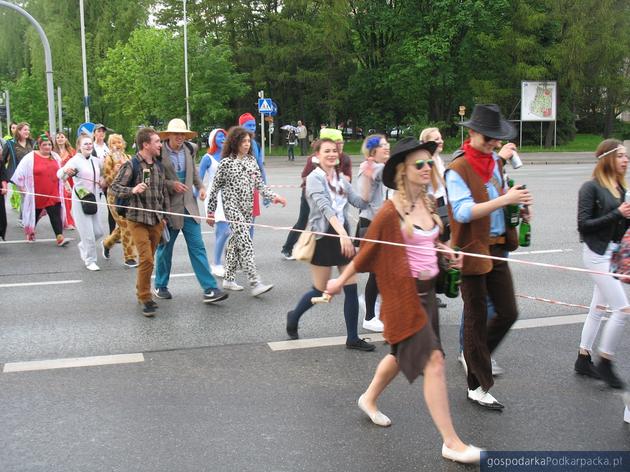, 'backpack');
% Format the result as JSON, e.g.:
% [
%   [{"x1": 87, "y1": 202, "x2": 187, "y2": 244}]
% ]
[{"x1": 115, "y1": 157, "x2": 163, "y2": 217}]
